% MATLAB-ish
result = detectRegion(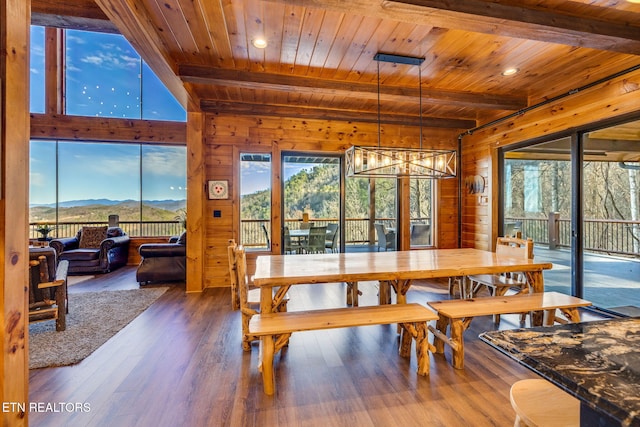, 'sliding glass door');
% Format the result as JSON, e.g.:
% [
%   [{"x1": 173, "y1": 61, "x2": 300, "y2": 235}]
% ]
[
  {"x1": 581, "y1": 123, "x2": 640, "y2": 313},
  {"x1": 282, "y1": 154, "x2": 342, "y2": 253},
  {"x1": 501, "y1": 118, "x2": 640, "y2": 314},
  {"x1": 503, "y1": 137, "x2": 573, "y2": 297}
]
